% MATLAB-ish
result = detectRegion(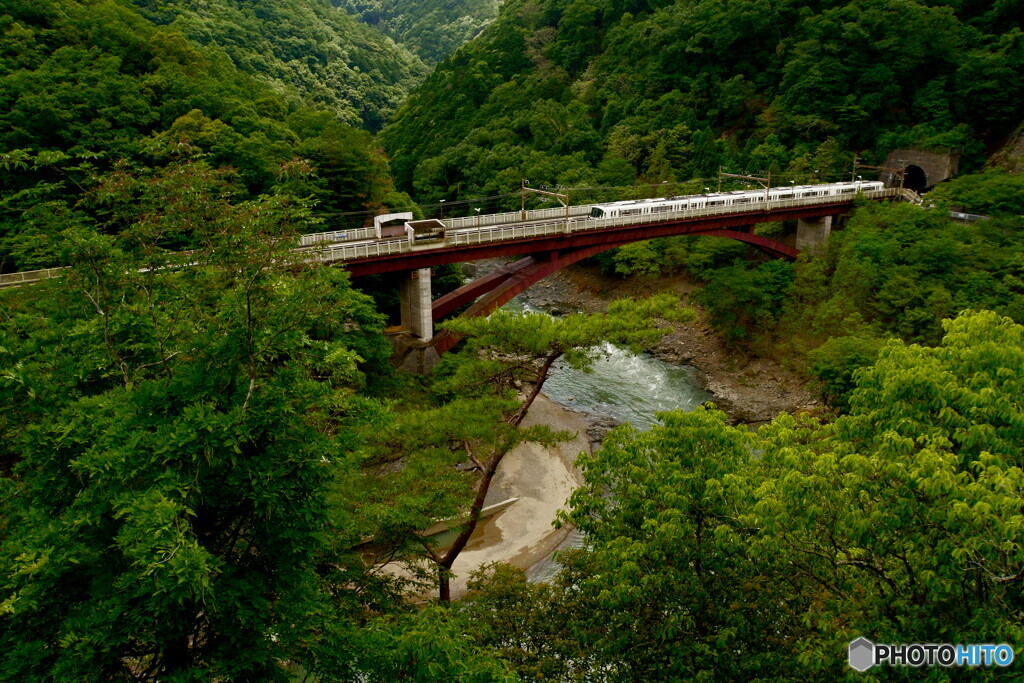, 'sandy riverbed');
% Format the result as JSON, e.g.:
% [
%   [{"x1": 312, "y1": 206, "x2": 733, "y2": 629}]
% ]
[
  {"x1": 390, "y1": 392, "x2": 592, "y2": 600},
  {"x1": 446, "y1": 393, "x2": 590, "y2": 596}
]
